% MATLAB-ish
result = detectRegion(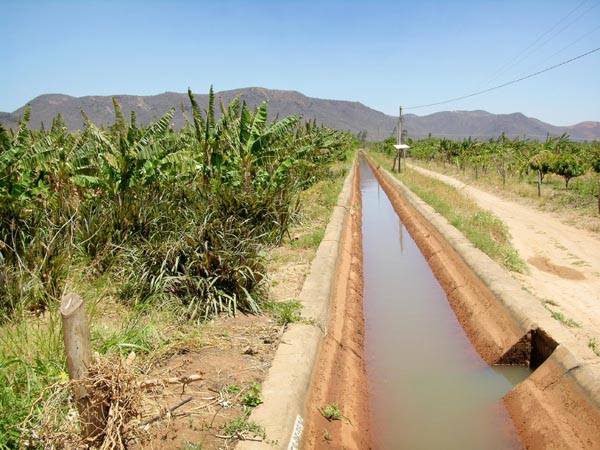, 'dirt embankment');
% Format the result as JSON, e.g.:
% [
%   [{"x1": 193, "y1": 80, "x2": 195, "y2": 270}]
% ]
[
  {"x1": 302, "y1": 162, "x2": 371, "y2": 449},
  {"x1": 504, "y1": 351, "x2": 600, "y2": 450}
]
